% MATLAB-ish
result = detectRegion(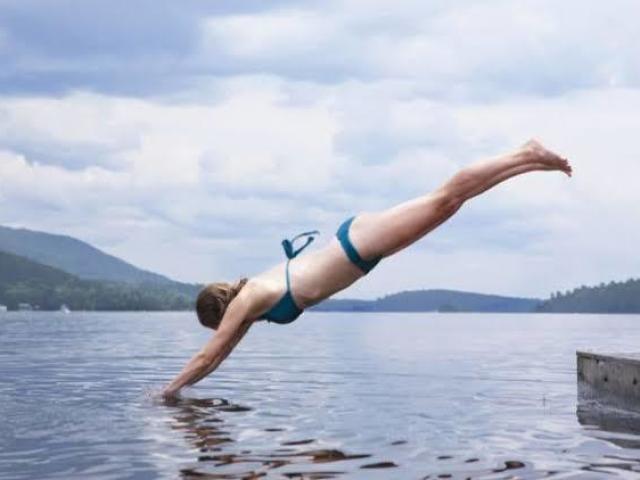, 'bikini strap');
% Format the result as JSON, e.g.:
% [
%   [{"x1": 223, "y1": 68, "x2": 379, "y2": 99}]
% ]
[
  {"x1": 281, "y1": 230, "x2": 320, "y2": 259},
  {"x1": 281, "y1": 229, "x2": 319, "y2": 291}
]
